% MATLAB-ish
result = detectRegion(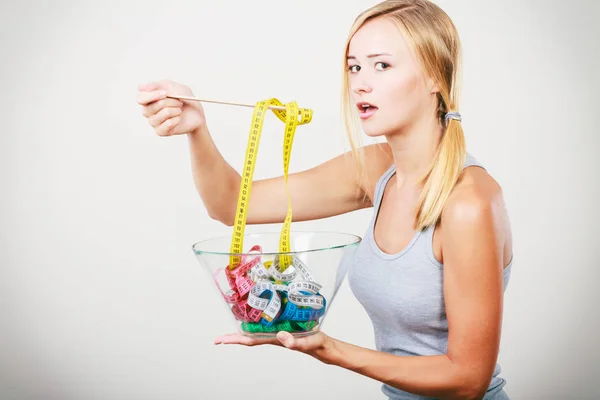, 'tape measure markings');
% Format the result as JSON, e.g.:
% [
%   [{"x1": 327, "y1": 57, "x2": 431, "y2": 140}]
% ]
[{"x1": 212, "y1": 98, "x2": 325, "y2": 334}]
